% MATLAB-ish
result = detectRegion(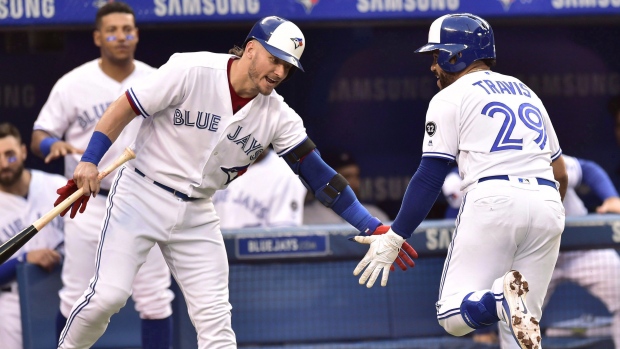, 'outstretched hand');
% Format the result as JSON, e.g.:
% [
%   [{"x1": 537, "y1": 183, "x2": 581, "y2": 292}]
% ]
[
  {"x1": 45, "y1": 141, "x2": 84, "y2": 164},
  {"x1": 353, "y1": 228, "x2": 418, "y2": 288},
  {"x1": 54, "y1": 179, "x2": 90, "y2": 219},
  {"x1": 371, "y1": 225, "x2": 418, "y2": 271}
]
